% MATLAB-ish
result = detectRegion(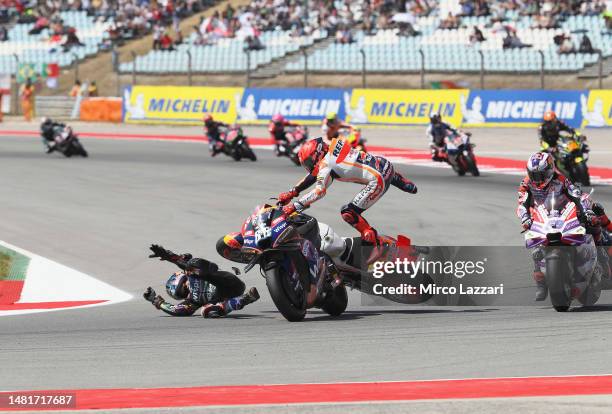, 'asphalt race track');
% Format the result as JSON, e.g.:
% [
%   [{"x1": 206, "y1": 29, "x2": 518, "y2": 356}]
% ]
[{"x1": 1, "y1": 133, "x2": 612, "y2": 410}]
